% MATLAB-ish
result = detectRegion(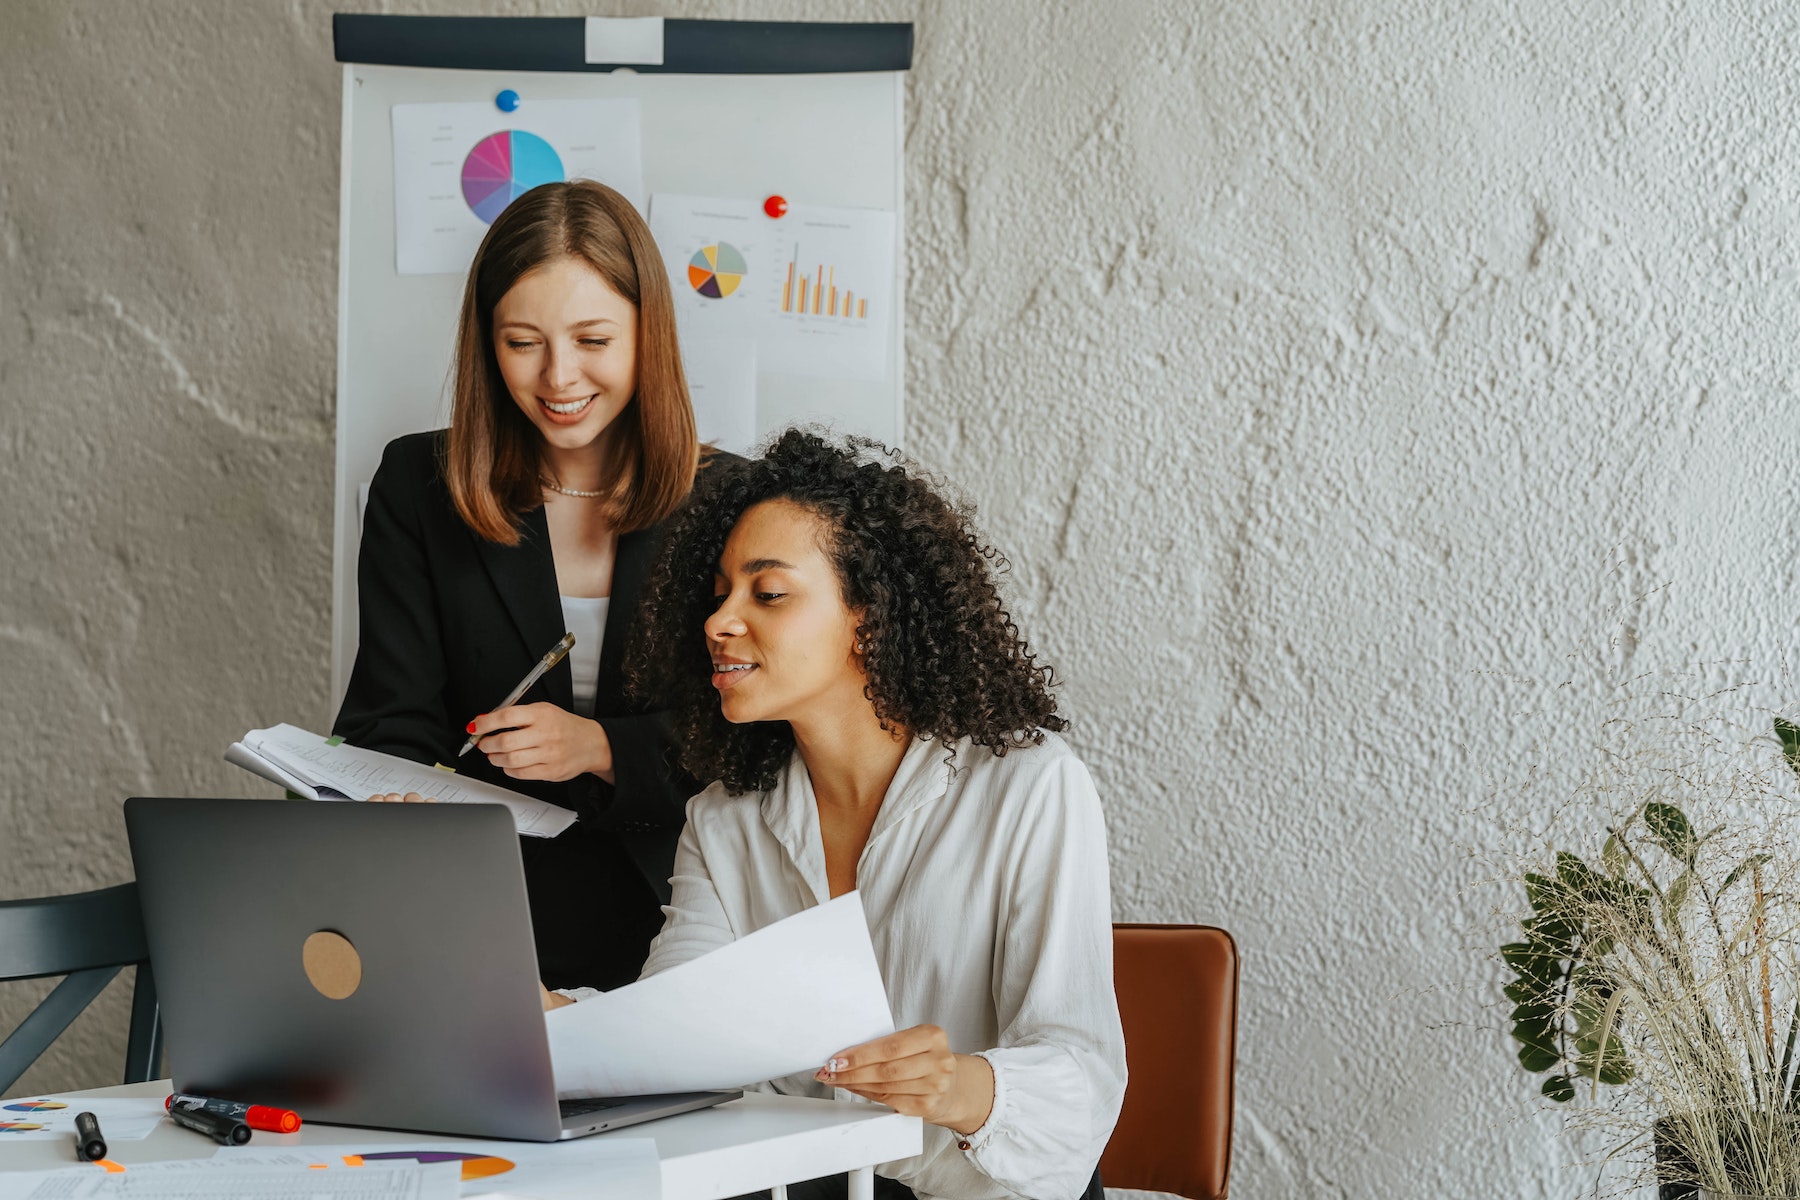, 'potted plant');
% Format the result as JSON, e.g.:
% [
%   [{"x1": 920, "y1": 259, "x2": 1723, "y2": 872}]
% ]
[{"x1": 1503, "y1": 718, "x2": 1800, "y2": 1198}]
